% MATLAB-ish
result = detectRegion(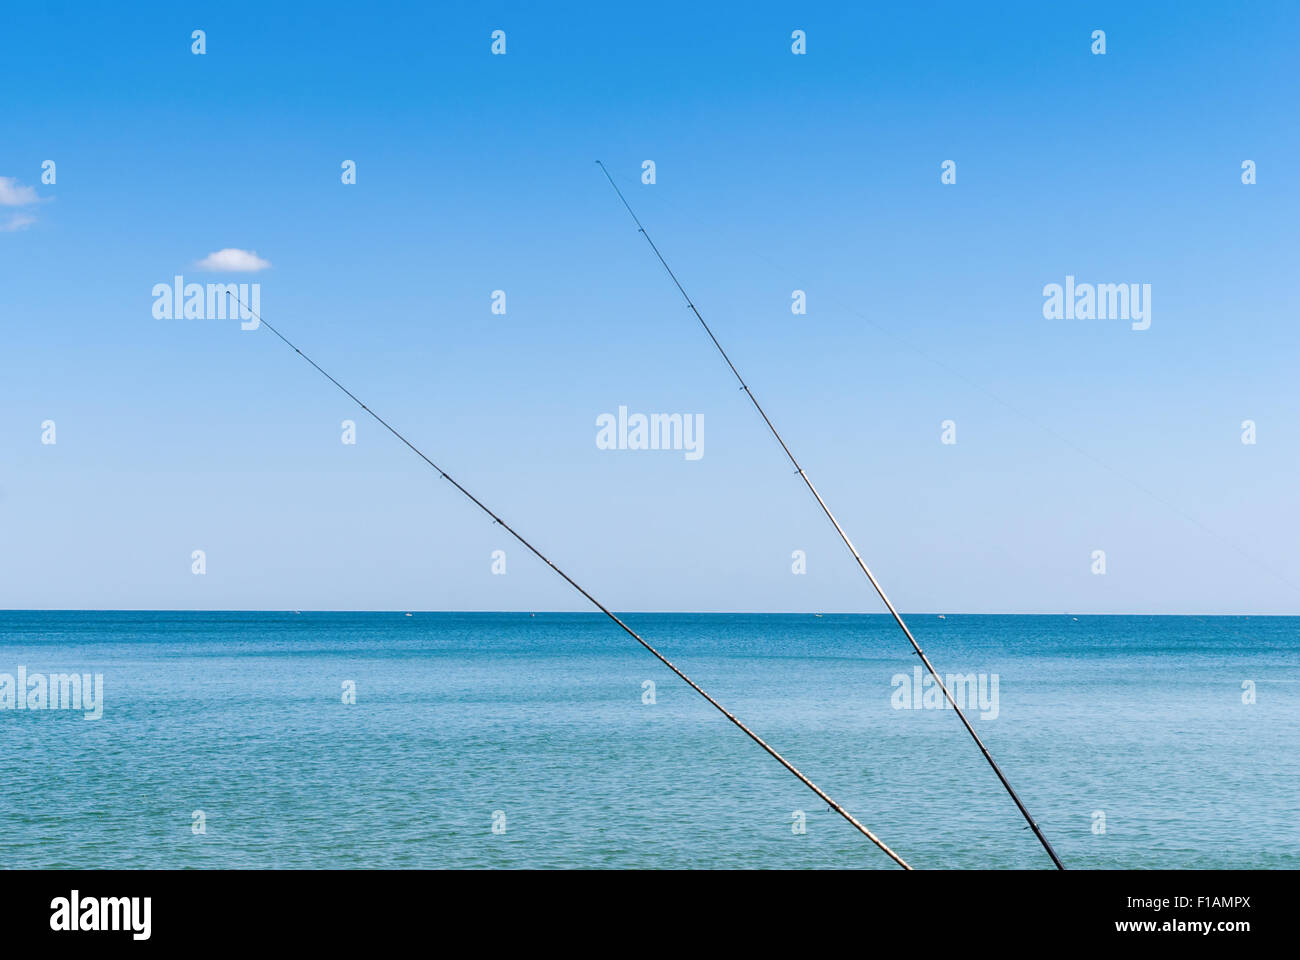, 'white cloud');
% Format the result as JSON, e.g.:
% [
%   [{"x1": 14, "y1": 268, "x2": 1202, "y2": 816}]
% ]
[
  {"x1": 0, "y1": 213, "x2": 36, "y2": 232},
  {"x1": 0, "y1": 177, "x2": 39, "y2": 206},
  {"x1": 195, "y1": 248, "x2": 272, "y2": 272}
]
